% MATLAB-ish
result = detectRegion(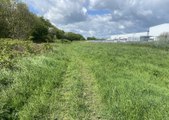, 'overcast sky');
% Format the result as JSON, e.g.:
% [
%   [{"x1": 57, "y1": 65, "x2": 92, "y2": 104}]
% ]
[{"x1": 22, "y1": 0, "x2": 169, "y2": 38}]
